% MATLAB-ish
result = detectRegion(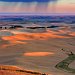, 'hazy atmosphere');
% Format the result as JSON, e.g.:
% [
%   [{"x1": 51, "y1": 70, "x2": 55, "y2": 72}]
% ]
[{"x1": 0, "y1": 0, "x2": 75, "y2": 15}]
